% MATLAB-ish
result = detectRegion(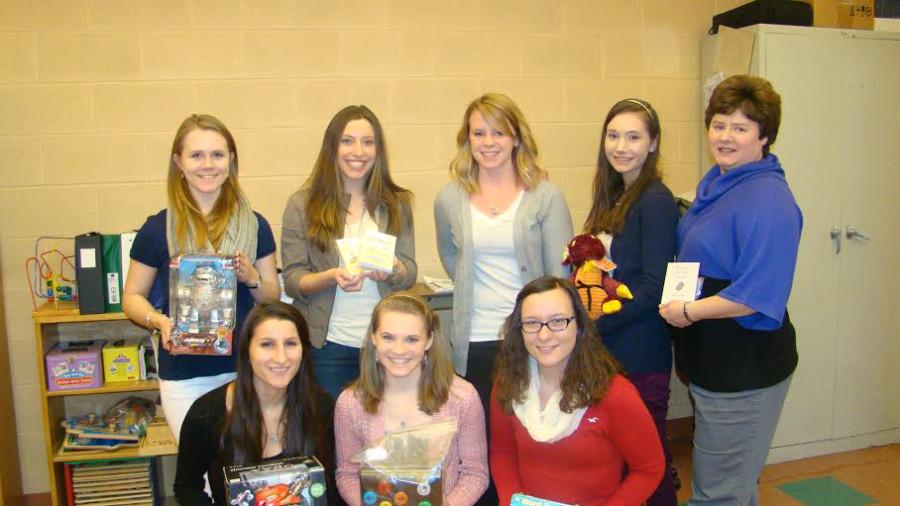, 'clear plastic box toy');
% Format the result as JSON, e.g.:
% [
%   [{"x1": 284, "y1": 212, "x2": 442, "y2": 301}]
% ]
[{"x1": 168, "y1": 254, "x2": 236, "y2": 356}]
